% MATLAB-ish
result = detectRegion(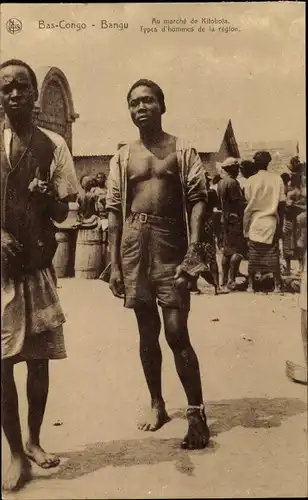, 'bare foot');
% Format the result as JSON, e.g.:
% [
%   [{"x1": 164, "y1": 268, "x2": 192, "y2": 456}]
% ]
[
  {"x1": 246, "y1": 286, "x2": 254, "y2": 293},
  {"x1": 2, "y1": 454, "x2": 32, "y2": 492},
  {"x1": 286, "y1": 360, "x2": 308, "y2": 385},
  {"x1": 137, "y1": 404, "x2": 171, "y2": 432},
  {"x1": 25, "y1": 442, "x2": 60, "y2": 469},
  {"x1": 181, "y1": 406, "x2": 210, "y2": 450}
]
